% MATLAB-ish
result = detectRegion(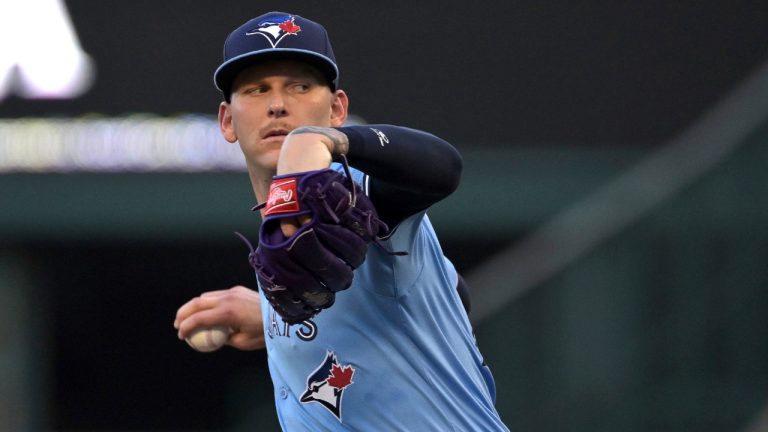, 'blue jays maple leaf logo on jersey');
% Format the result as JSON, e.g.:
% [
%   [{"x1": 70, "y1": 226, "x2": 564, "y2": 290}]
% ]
[
  {"x1": 245, "y1": 15, "x2": 302, "y2": 48},
  {"x1": 300, "y1": 351, "x2": 356, "y2": 420}
]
